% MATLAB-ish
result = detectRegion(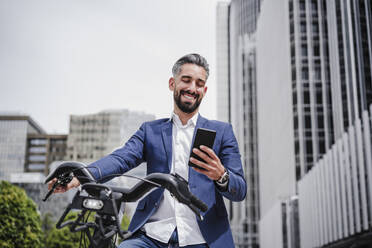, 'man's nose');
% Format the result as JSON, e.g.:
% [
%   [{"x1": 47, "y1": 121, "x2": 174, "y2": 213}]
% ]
[{"x1": 187, "y1": 81, "x2": 197, "y2": 92}]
